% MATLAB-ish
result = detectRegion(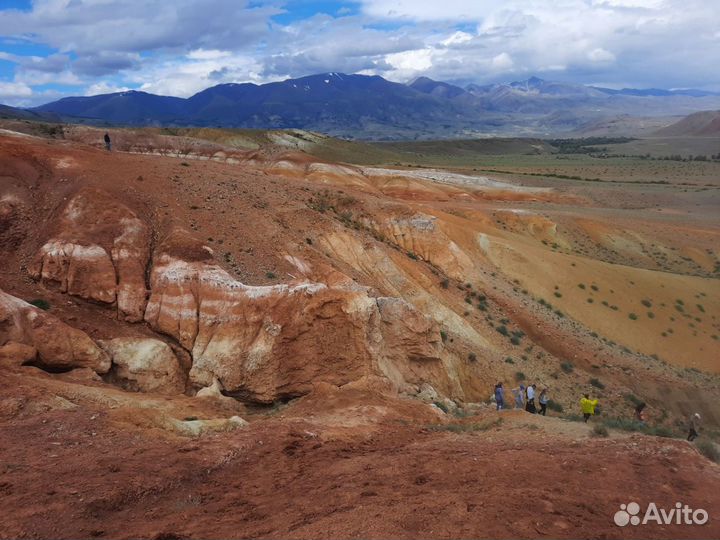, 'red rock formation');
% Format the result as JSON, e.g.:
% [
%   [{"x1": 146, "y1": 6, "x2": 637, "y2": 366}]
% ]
[
  {"x1": 145, "y1": 229, "x2": 443, "y2": 402},
  {"x1": 0, "y1": 289, "x2": 110, "y2": 373},
  {"x1": 30, "y1": 188, "x2": 150, "y2": 322}
]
